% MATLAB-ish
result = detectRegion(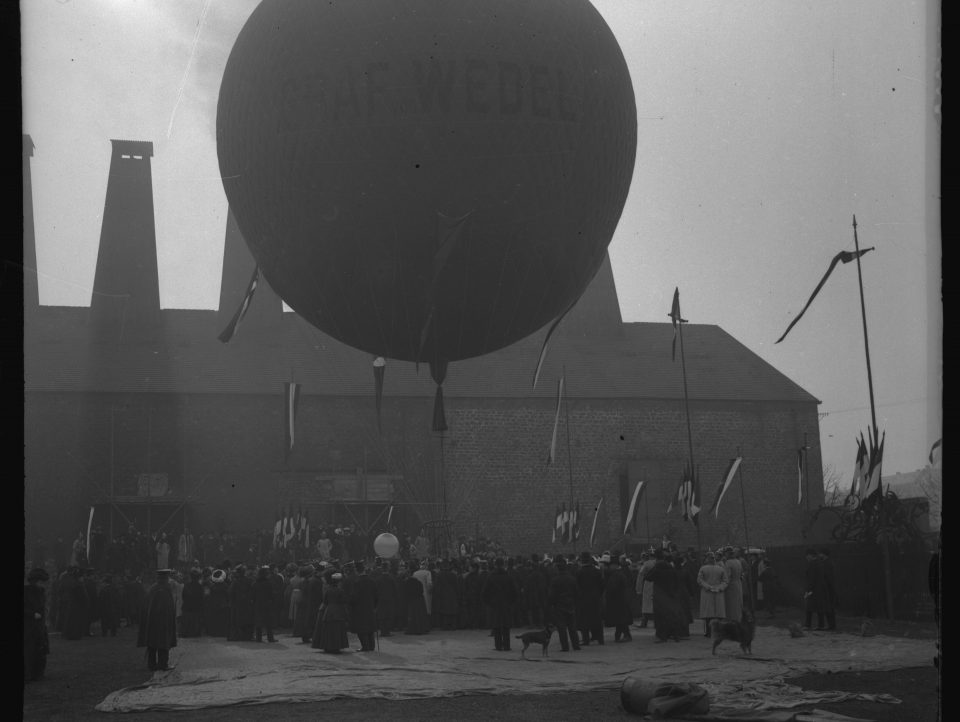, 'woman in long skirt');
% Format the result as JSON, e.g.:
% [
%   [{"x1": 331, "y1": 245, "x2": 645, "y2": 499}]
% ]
[{"x1": 313, "y1": 573, "x2": 350, "y2": 653}]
